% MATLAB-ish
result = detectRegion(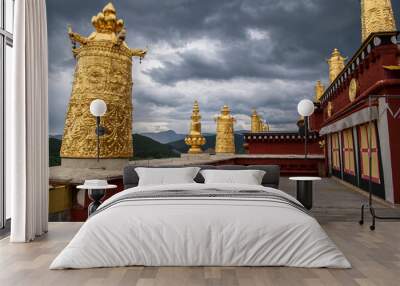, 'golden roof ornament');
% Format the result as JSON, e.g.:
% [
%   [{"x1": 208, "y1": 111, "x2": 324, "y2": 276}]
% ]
[
  {"x1": 251, "y1": 109, "x2": 261, "y2": 133},
  {"x1": 314, "y1": 80, "x2": 325, "y2": 102},
  {"x1": 60, "y1": 3, "x2": 147, "y2": 159},
  {"x1": 215, "y1": 105, "x2": 236, "y2": 154},
  {"x1": 184, "y1": 101, "x2": 206, "y2": 154},
  {"x1": 327, "y1": 48, "x2": 346, "y2": 83},
  {"x1": 251, "y1": 109, "x2": 268, "y2": 132},
  {"x1": 262, "y1": 122, "x2": 270, "y2": 132},
  {"x1": 361, "y1": 0, "x2": 397, "y2": 42}
]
